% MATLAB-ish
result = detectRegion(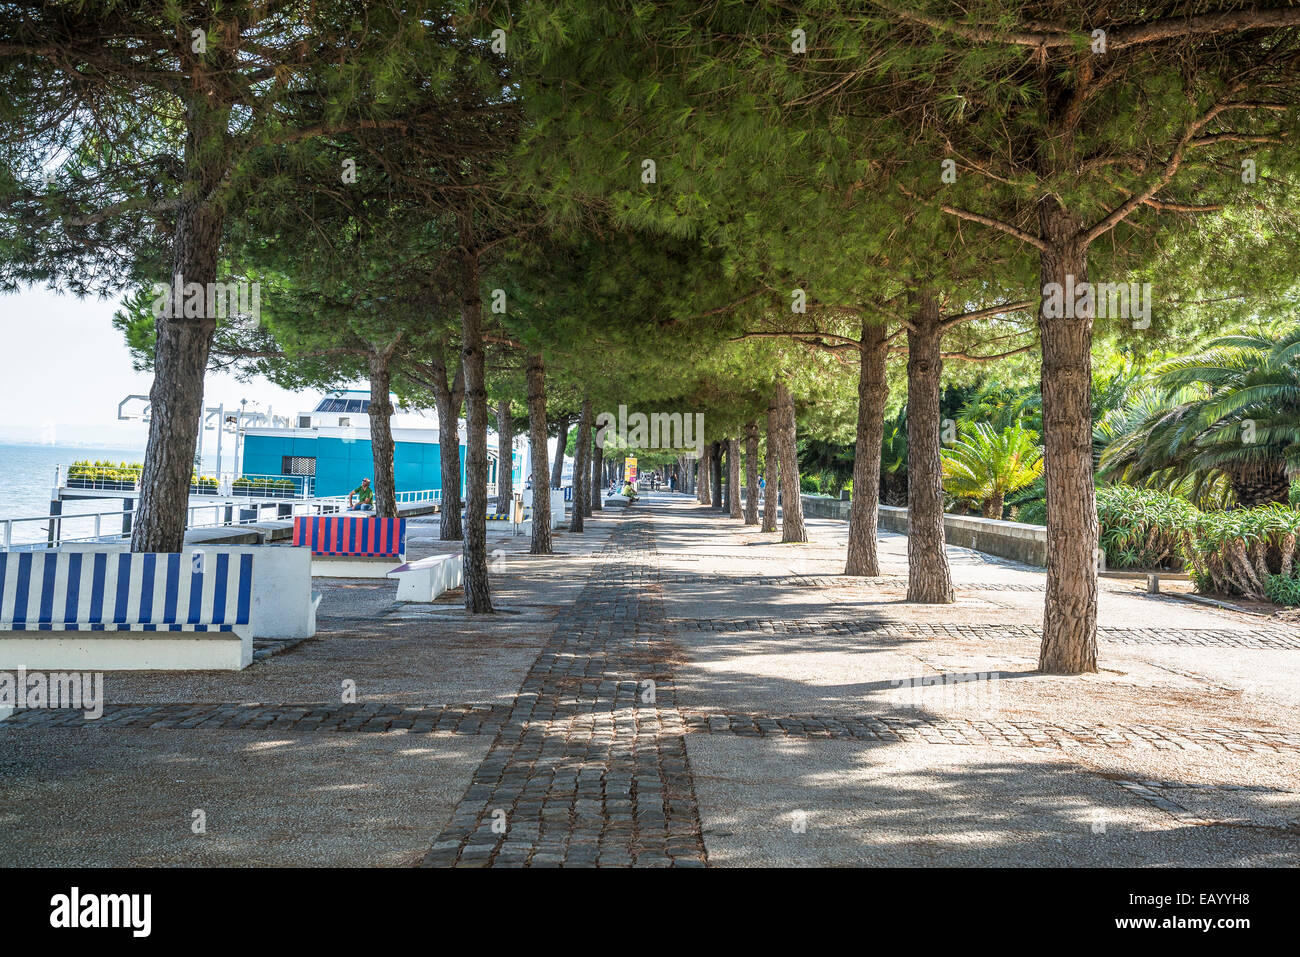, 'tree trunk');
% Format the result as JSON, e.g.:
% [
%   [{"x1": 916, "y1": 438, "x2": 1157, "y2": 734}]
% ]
[
  {"x1": 728, "y1": 438, "x2": 742, "y2": 519},
  {"x1": 744, "y1": 421, "x2": 759, "y2": 525},
  {"x1": 581, "y1": 421, "x2": 594, "y2": 518},
  {"x1": 131, "y1": 94, "x2": 228, "y2": 554},
  {"x1": 906, "y1": 292, "x2": 954, "y2": 603},
  {"x1": 762, "y1": 399, "x2": 779, "y2": 533},
  {"x1": 710, "y1": 441, "x2": 724, "y2": 511},
  {"x1": 846, "y1": 321, "x2": 890, "y2": 575},
  {"x1": 570, "y1": 399, "x2": 592, "y2": 532},
  {"x1": 775, "y1": 382, "x2": 807, "y2": 542},
  {"x1": 430, "y1": 355, "x2": 465, "y2": 542},
  {"x1": 699, "y1": 446, "x2": 711, "y2": 505},
  {"x1": 496, "y1": 399, "x2": 514, "y2": 512},
  {"x1": 550, "y1": 413, "x2": 569, "y2": 488},
  {"x1": 591, "y1": 438, "x2": 603, "y2": 511},
  {"x1": 460, "y1": 238, "x2": 492, "y2": 614},
  {"x1": 983, "y1": 494, "x2": 1005, "y2": 520},
  {"x1": 1037, "y1": 198, "x2": 1098, "y2": 673},
  {"x1": 526, "y1": 353, "x2": 551, "y2": 555},
  {"x1": 367, "y1": 349, "x2": 398, "y2": 518}
]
